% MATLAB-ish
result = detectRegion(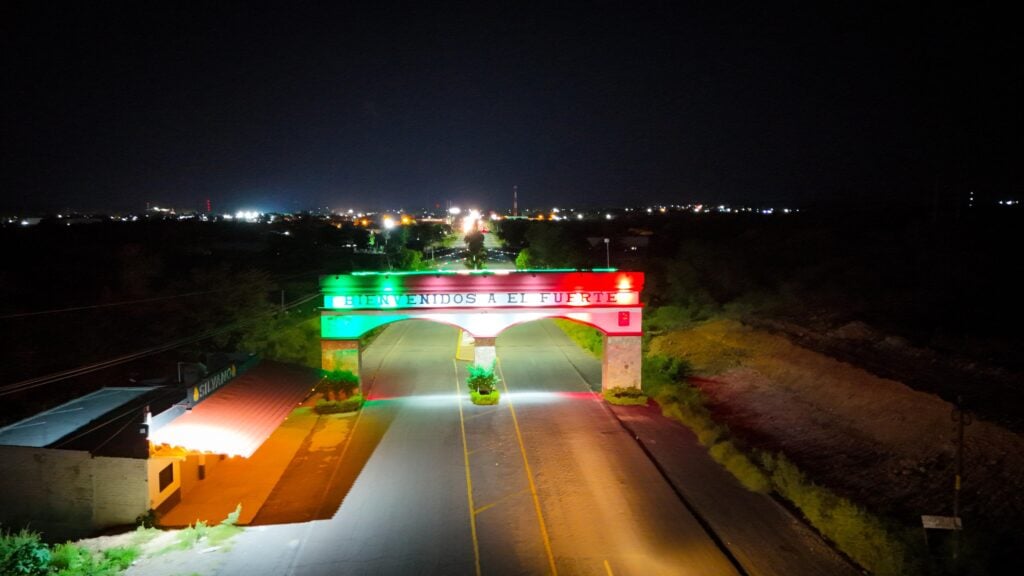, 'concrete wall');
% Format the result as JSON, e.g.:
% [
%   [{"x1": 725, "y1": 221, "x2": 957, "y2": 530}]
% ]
[{"x1": 0, "y1": 445, "x2": 149, "y2": 541}]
